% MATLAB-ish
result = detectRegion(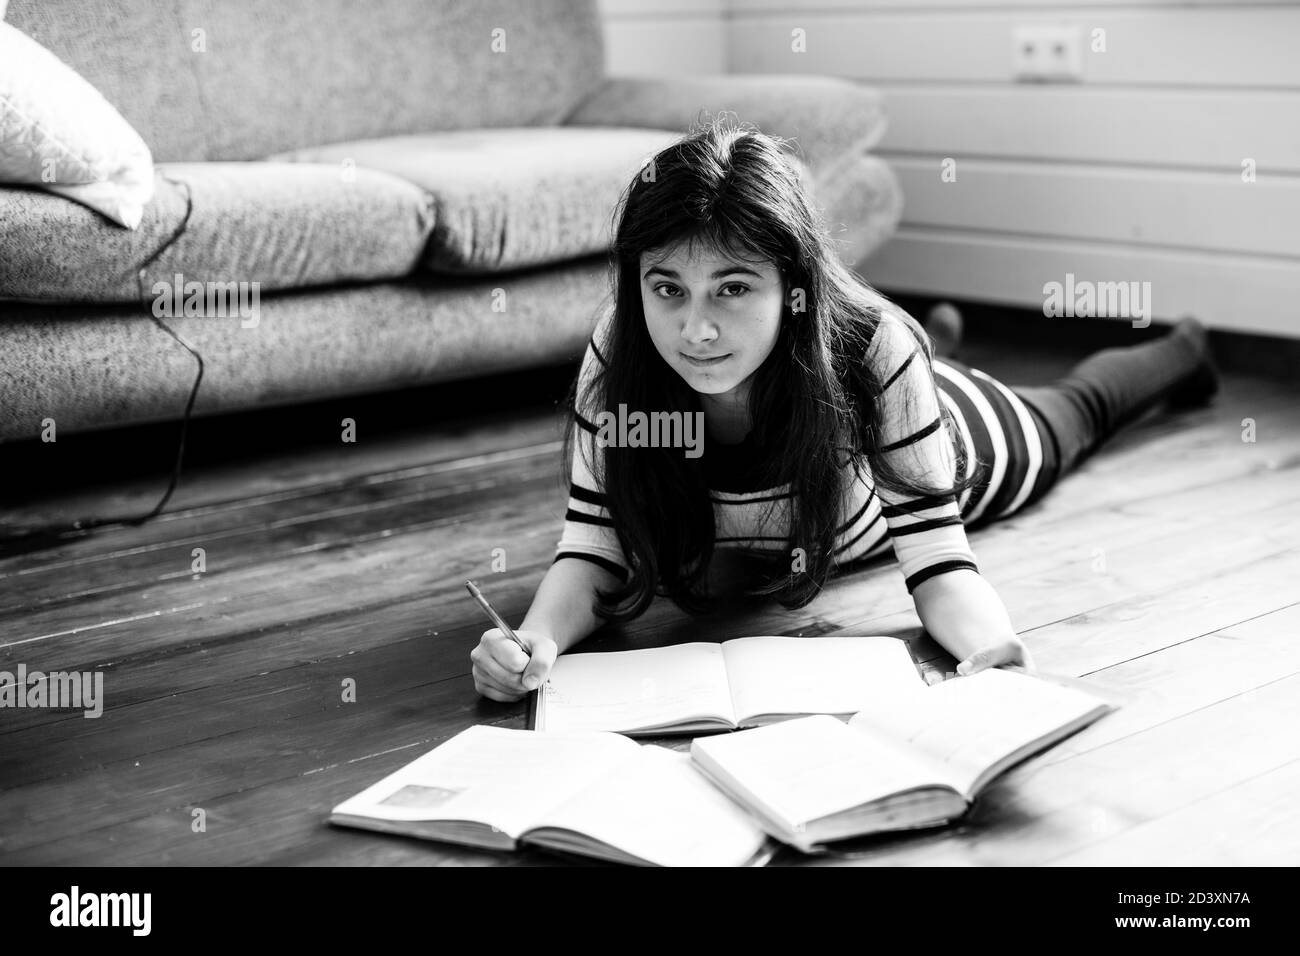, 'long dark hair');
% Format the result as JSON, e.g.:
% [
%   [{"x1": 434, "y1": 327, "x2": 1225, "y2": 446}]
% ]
[{"x1": 561, "y1": 115, "x2": 983, "y2": 623}]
